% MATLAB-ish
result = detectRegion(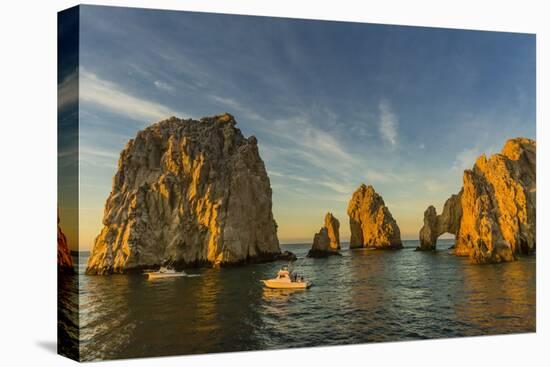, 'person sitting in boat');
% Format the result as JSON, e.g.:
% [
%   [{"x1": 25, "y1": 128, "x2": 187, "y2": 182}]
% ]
[{"x1": 262, "y1": 266, "x2": 311, "y2": 289}]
